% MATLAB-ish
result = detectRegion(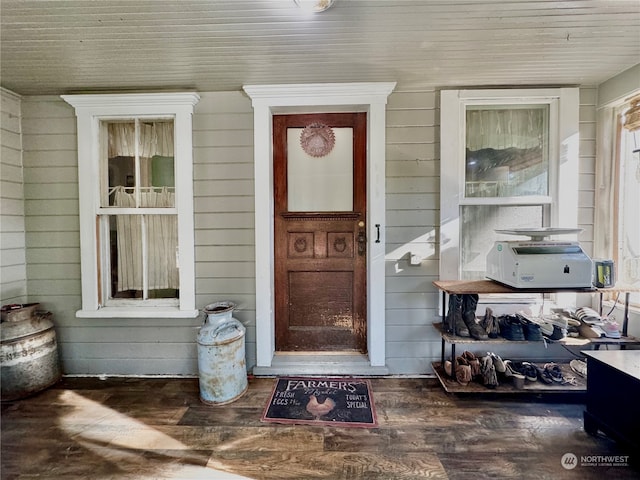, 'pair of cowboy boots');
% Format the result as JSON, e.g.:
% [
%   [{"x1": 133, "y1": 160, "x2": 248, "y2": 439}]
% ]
[{"x1": 445, "y1": 293, "x2": 488, "y2": 340}]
